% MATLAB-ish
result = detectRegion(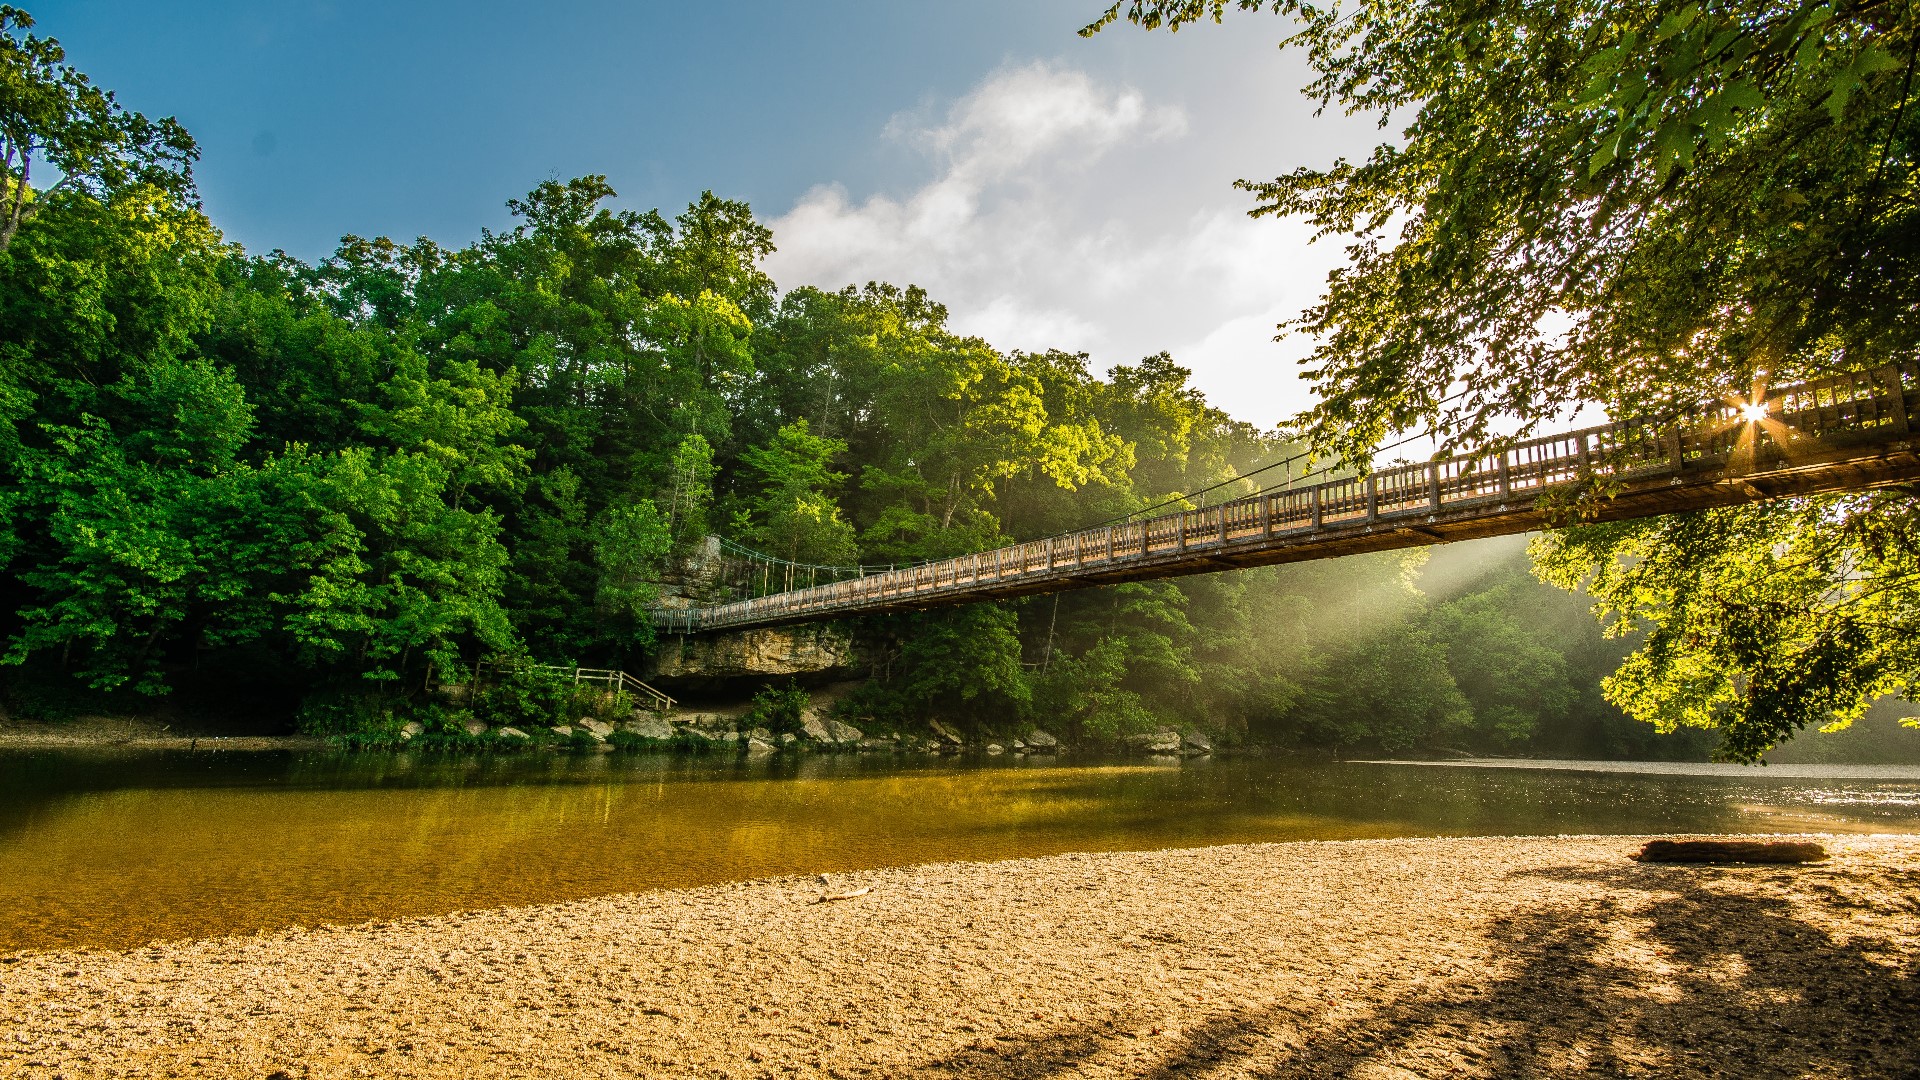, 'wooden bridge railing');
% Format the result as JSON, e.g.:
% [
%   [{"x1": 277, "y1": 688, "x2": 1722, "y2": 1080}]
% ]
[
  {"x1": 470, "y1": 660, "x2": 676, "y2": 713},
  {"x1": 653, "y1": 362, "x2": 1919, "y2": 634}
]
